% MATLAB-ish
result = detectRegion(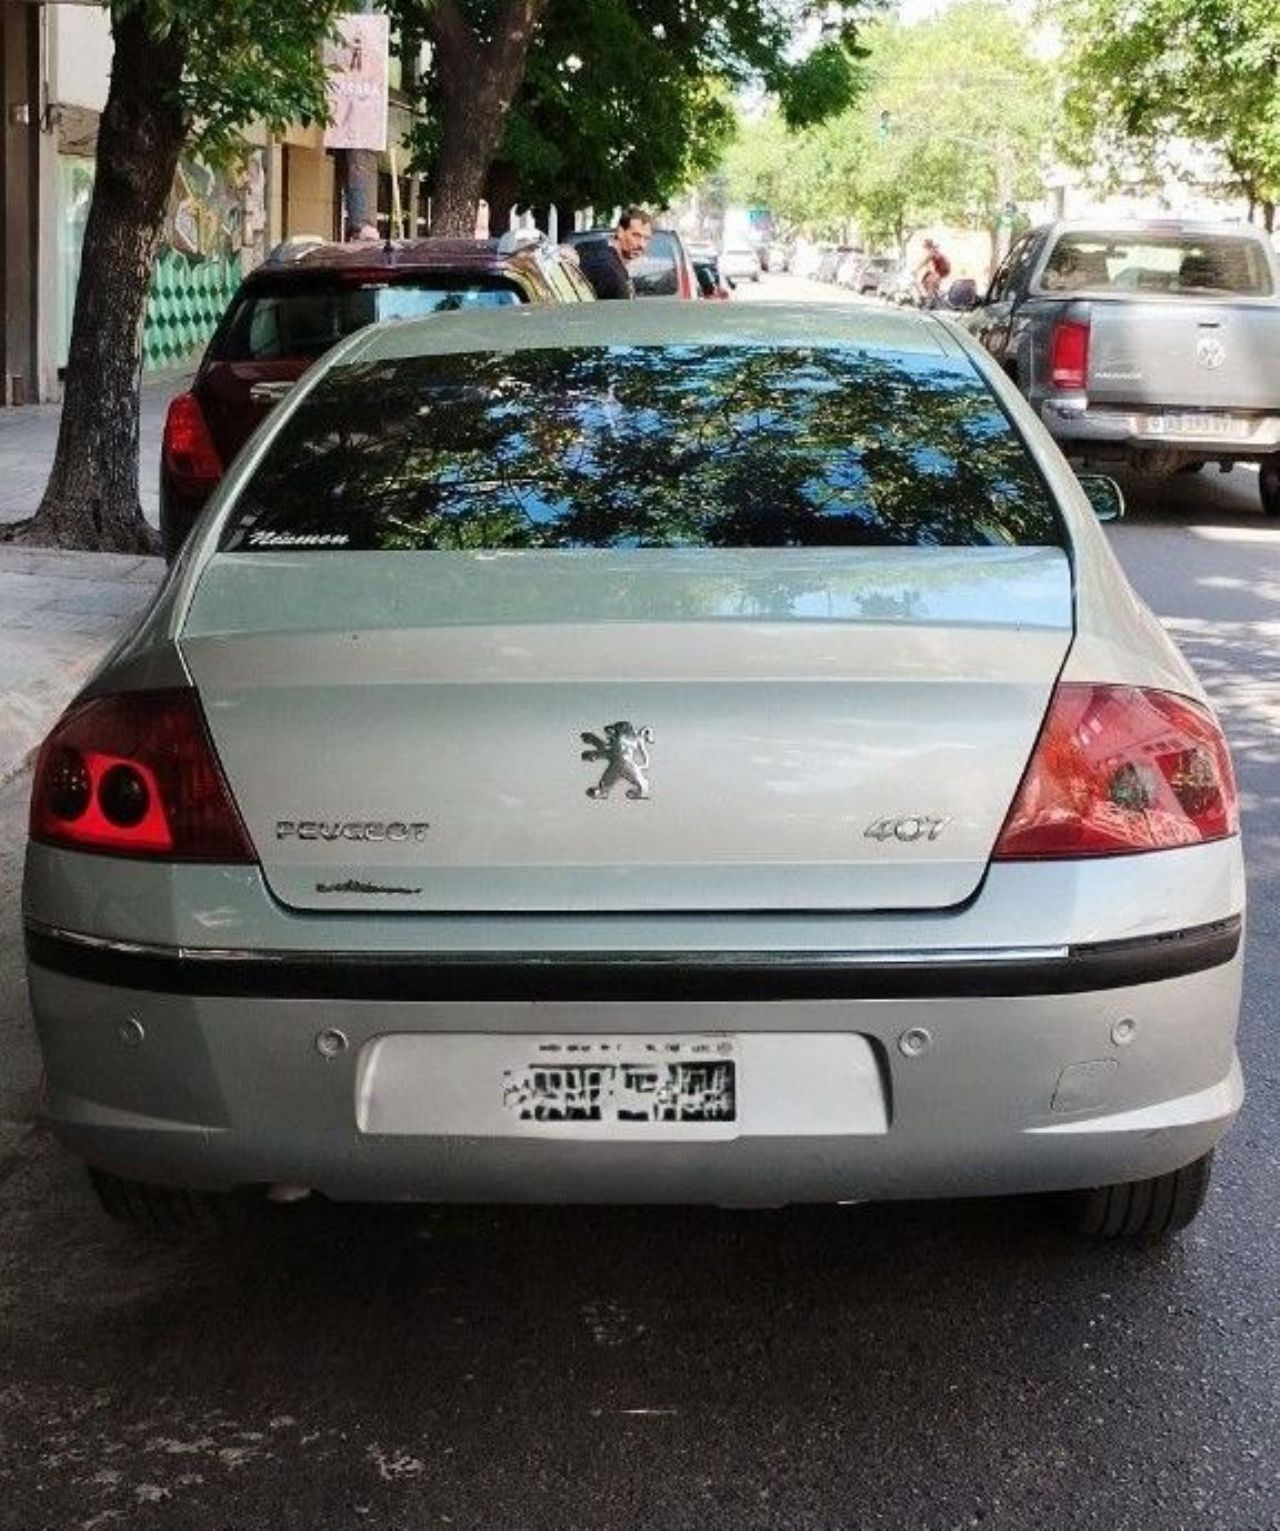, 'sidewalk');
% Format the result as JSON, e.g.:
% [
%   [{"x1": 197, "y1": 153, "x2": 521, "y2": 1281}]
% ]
[
  {"x1": 0, "y1": 374, "x2": 186, "y2": 784},
  {"x1": 0, "y1": 367, "x2": 193, "y2": 526}
]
